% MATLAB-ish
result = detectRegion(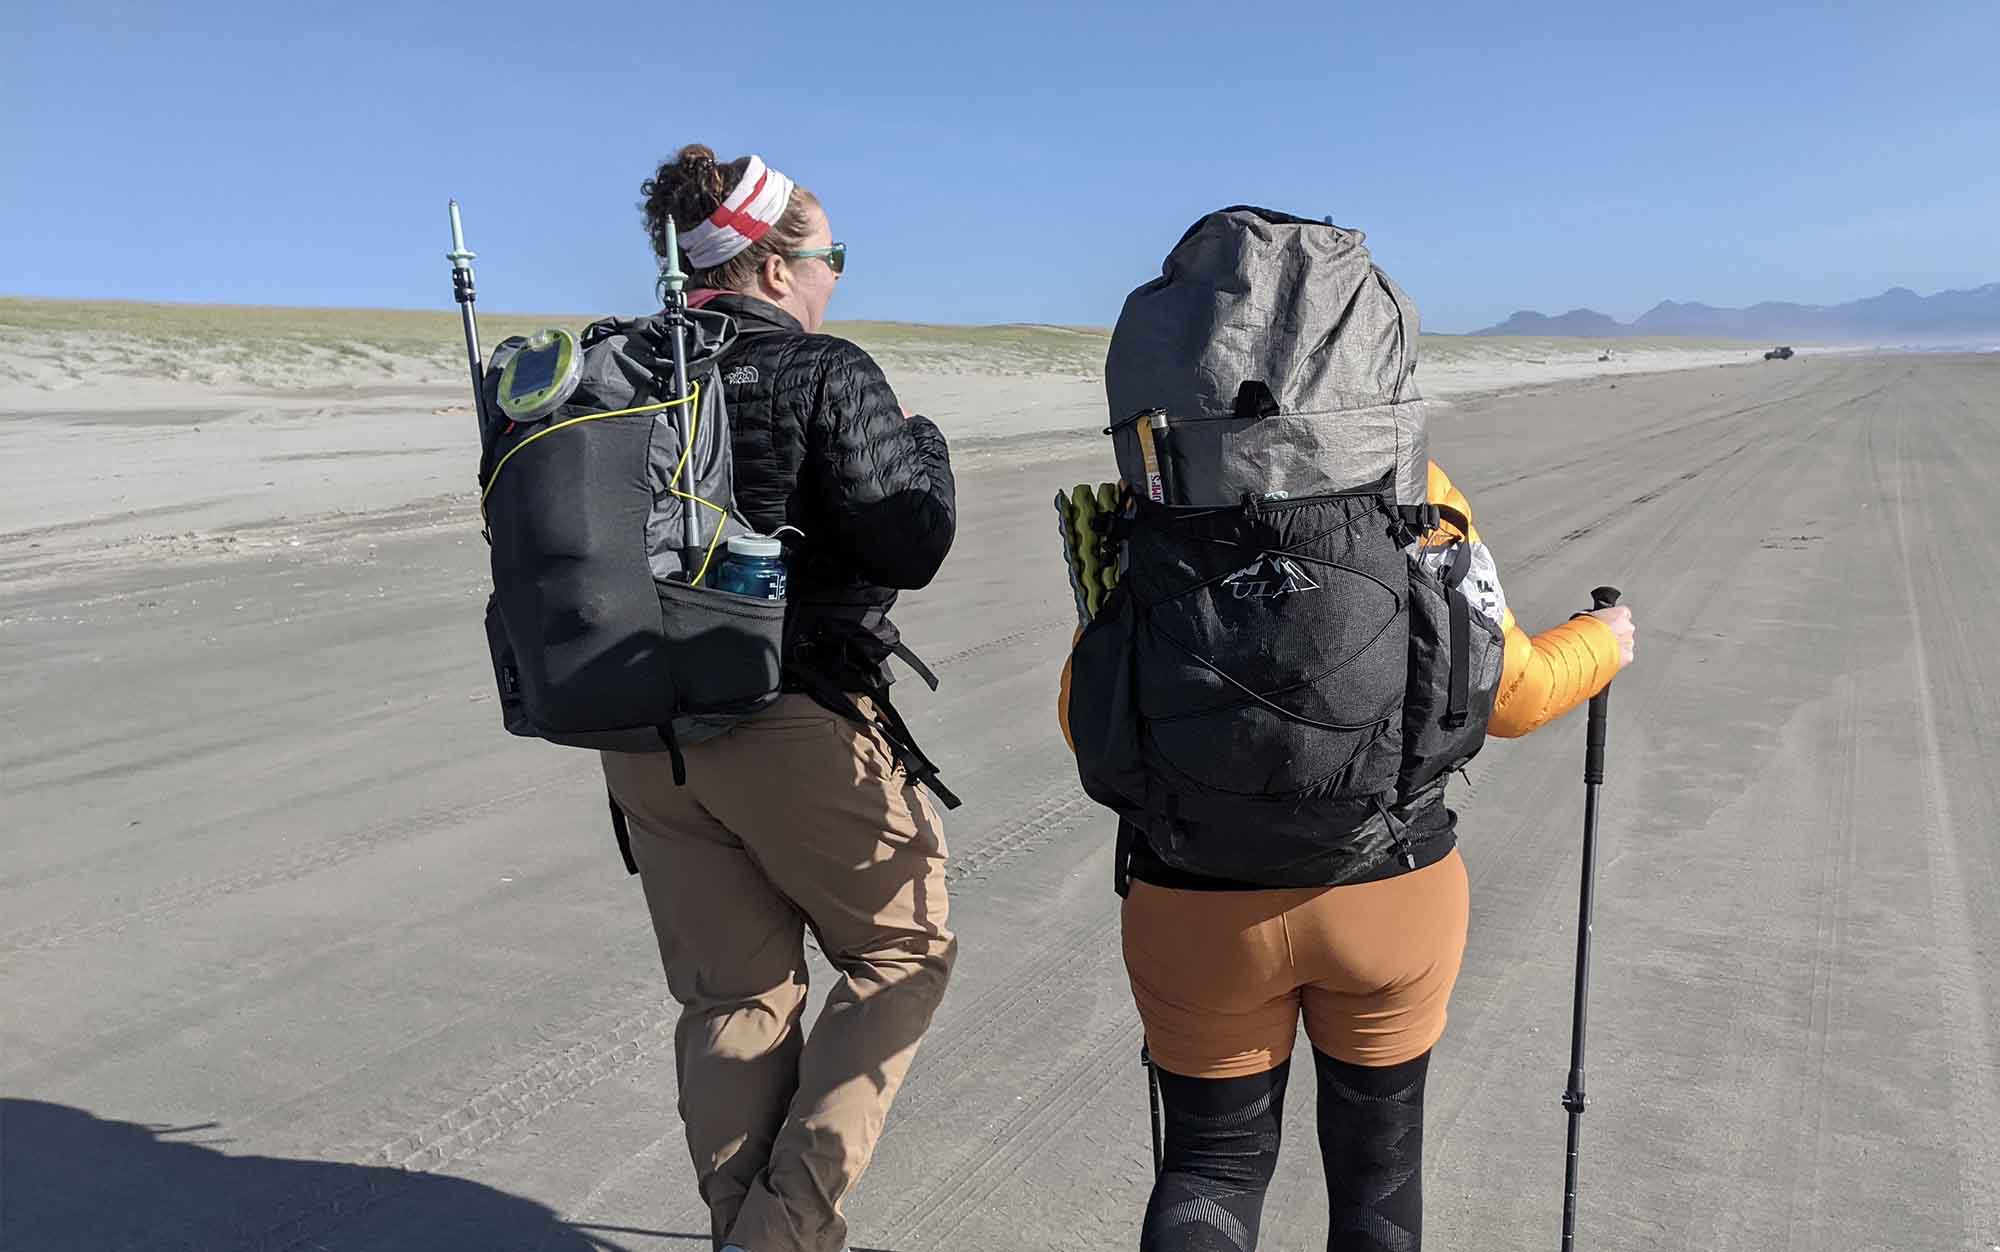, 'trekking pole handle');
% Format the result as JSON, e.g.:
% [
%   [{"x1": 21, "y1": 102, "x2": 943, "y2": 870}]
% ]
[{"x1": 1584, "y1": 586, "x2": 1620, "y2": 785}]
